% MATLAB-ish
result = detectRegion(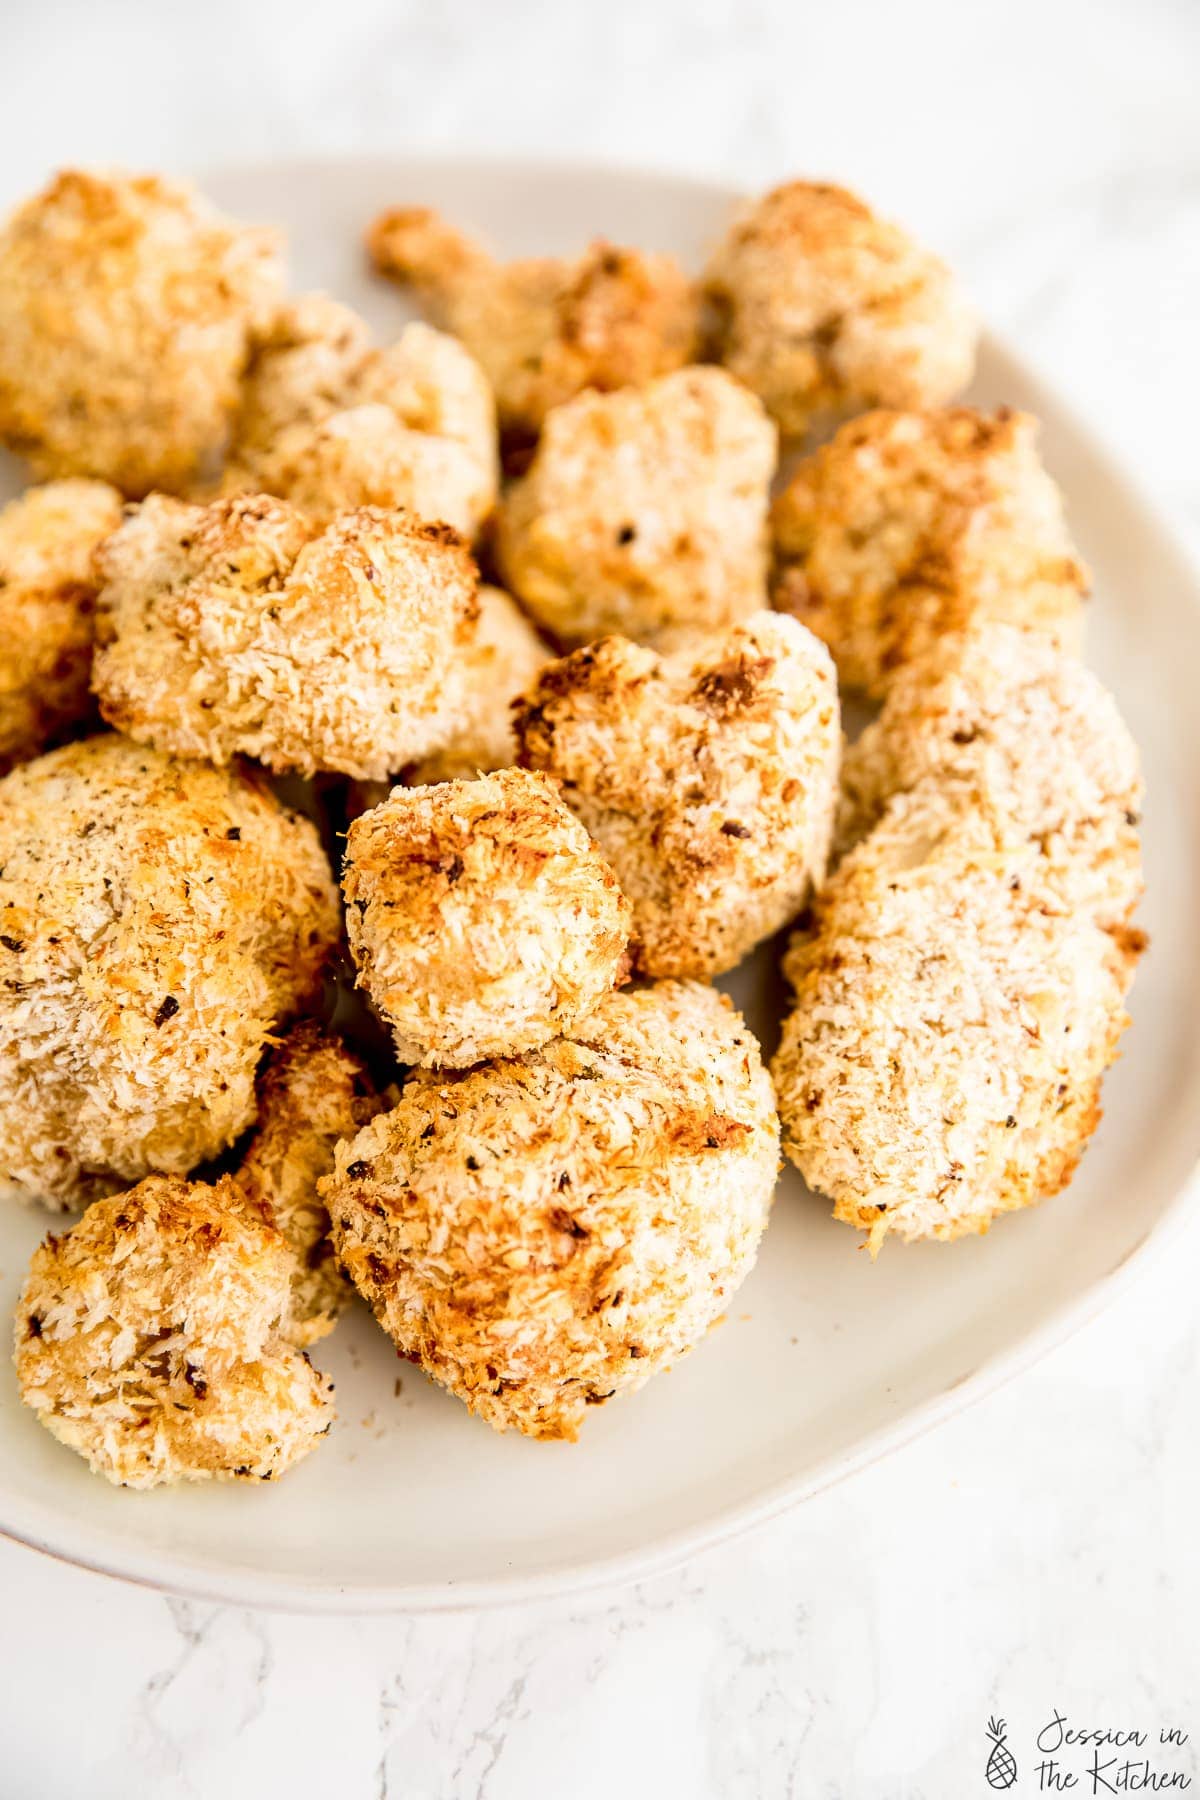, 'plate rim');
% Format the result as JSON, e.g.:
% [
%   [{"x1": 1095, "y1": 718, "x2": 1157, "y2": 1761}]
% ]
[{"x1": 2, "y1": 148, "x2": 1198, "y2": 1615}]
